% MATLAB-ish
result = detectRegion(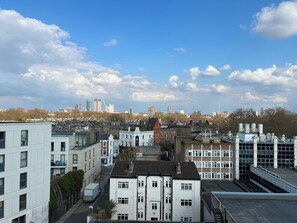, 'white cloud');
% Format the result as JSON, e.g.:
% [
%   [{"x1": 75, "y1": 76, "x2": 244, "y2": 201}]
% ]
[
  {"x1": 173, "y1": 47, "x2": 186, "y2": 52},
  {"x1": 186, "y1": 83, "x2": 199, "y2": 92},
  {"x1": 185, "y1": 67, "x2": 200, "y2": 80},
  {"x1": 203, "y1": 65, "x2": 220, "y2": 76},
  {"x1": 137, "y1": 67, "x2": 144, "y2": 72},
  {"x1": 131, "y1": 91, "x2": 177, "y2": 102},
  {"x1": 228, "y1": 64, "x2": 297, "y2": 88},
  {"x1": 168, "y1": 75, "x2": 180, "y2": 88},
  {"x1": 104, "y1": 38, "x2": 118, "y2": 47},
  {"x1": 210, "y1": 84, "x2": 228, "y2": 93},
  {"x1": 241, "y1": 91, "x2": 288, "y2": 105},
  {"x1": 220, "y1": 64, "x2": 231, "y2": 71},
  {"x1": 252, "y1": 1, "x2": 297, "y2": 39}
]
